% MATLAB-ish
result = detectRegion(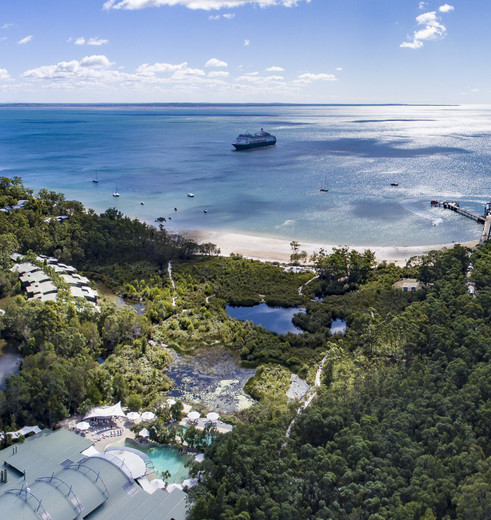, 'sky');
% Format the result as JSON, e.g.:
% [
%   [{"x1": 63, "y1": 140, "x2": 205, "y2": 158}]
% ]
[{"x1": 0, "y1": 0, "x2": 489, "y2": 104}]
